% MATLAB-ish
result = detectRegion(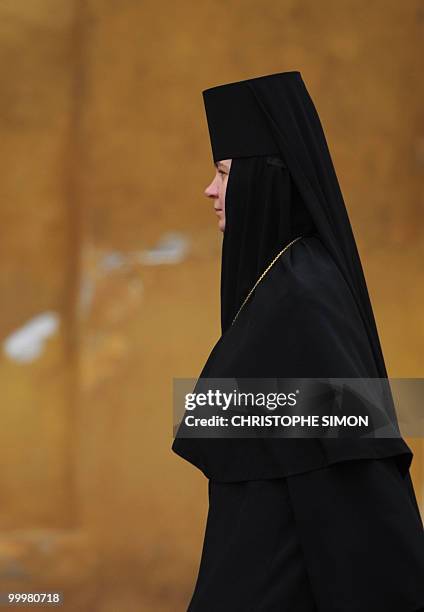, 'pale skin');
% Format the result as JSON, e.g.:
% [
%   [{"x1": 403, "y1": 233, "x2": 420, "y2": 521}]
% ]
[{"x1": 204, "y1": 159, "x2": 232, "y2": 232}]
